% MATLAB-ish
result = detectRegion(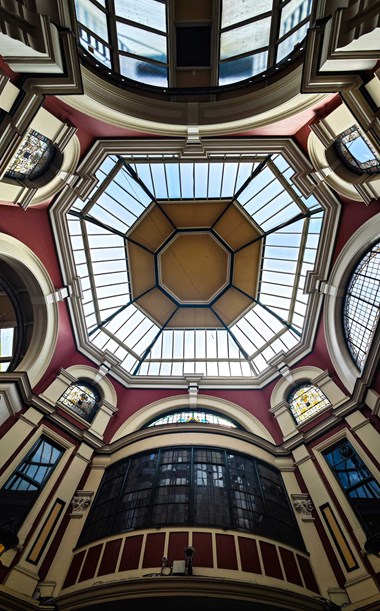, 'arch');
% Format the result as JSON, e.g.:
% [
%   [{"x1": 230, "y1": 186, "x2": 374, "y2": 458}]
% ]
[
  {"x1": 324, "y1": 213, "x2": 380, "y2": 392},
  {"x1": 287, "y1": 382, "x2": 330, "y2": 424},
  {"x1": 111, "y1": 394, "x2": 275, "y2": 443},
  {"x1": 65, "y1": 365, "x2": 117, "y2": 407},
  {"x1": 0, "y1": 233, "x2": 59, "y2": 387},
  {"x1": 271, "y1": 366, "x2": 325, "y2": 408}
]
